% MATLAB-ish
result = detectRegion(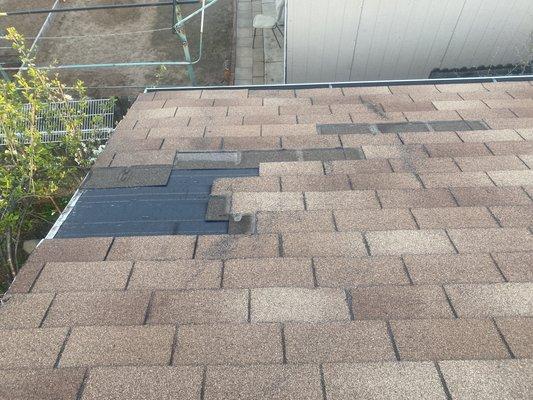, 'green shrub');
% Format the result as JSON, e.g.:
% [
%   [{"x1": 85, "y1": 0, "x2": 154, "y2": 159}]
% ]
[{"x1": 0, "y1": 28, "x2": 104, "y2": 288}]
